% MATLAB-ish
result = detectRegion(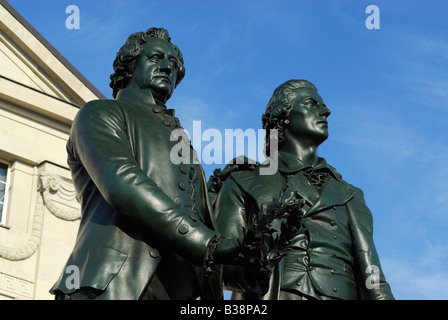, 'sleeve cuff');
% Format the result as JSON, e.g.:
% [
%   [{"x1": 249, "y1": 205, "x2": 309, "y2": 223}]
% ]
[{"x1": 170, "y1": 215, "x2": 217, "y2": 266}]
